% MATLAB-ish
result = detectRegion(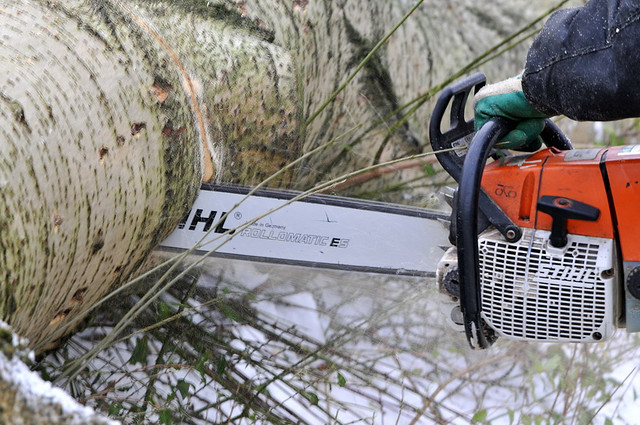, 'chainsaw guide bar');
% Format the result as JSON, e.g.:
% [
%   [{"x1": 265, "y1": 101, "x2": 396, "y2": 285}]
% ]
[{"x1": 159, "y1": 184, "x2": 451, "y2": 277}]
